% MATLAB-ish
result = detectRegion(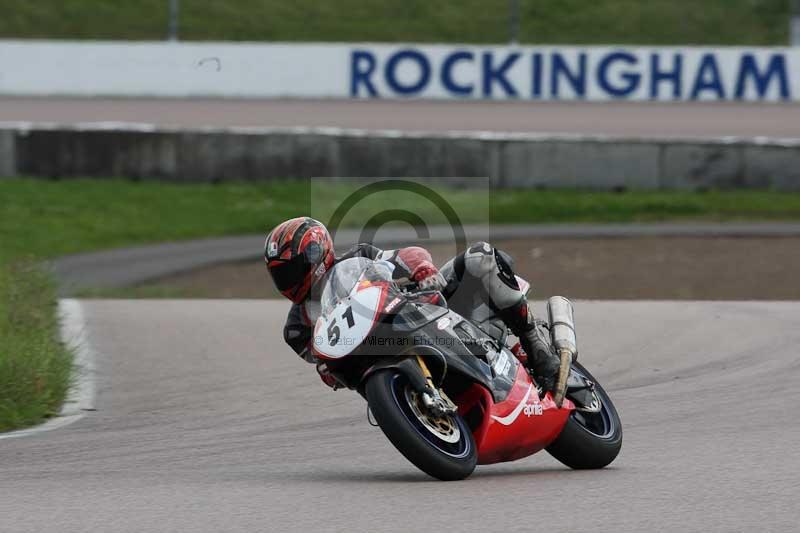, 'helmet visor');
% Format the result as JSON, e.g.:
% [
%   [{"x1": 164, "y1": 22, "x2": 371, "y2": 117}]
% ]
[{"x1": 270, "y1": 253, "x2": 315, "y2": 293}]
